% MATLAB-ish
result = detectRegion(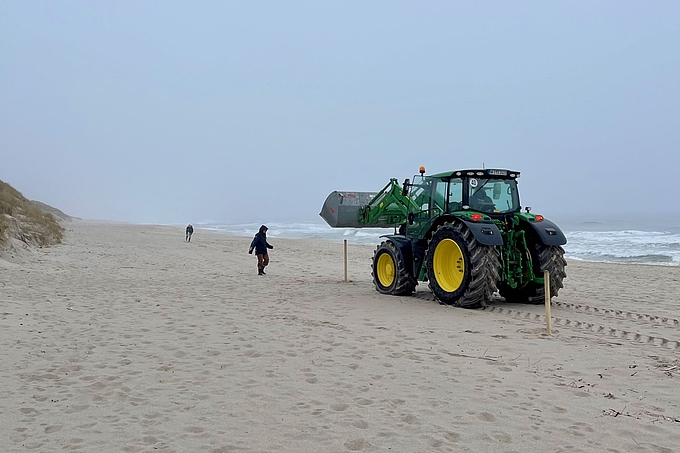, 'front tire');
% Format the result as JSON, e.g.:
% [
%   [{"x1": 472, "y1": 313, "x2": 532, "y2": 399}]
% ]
[
  {"x1": 499, "y1": 242, "x2": 567, "y2": 304},
  {"x1": 372, "y1": 241, "x2": 416, "y2": 296},
  {"x1": 426, "y1": 222, "x2": 498, "y2": 308}
]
